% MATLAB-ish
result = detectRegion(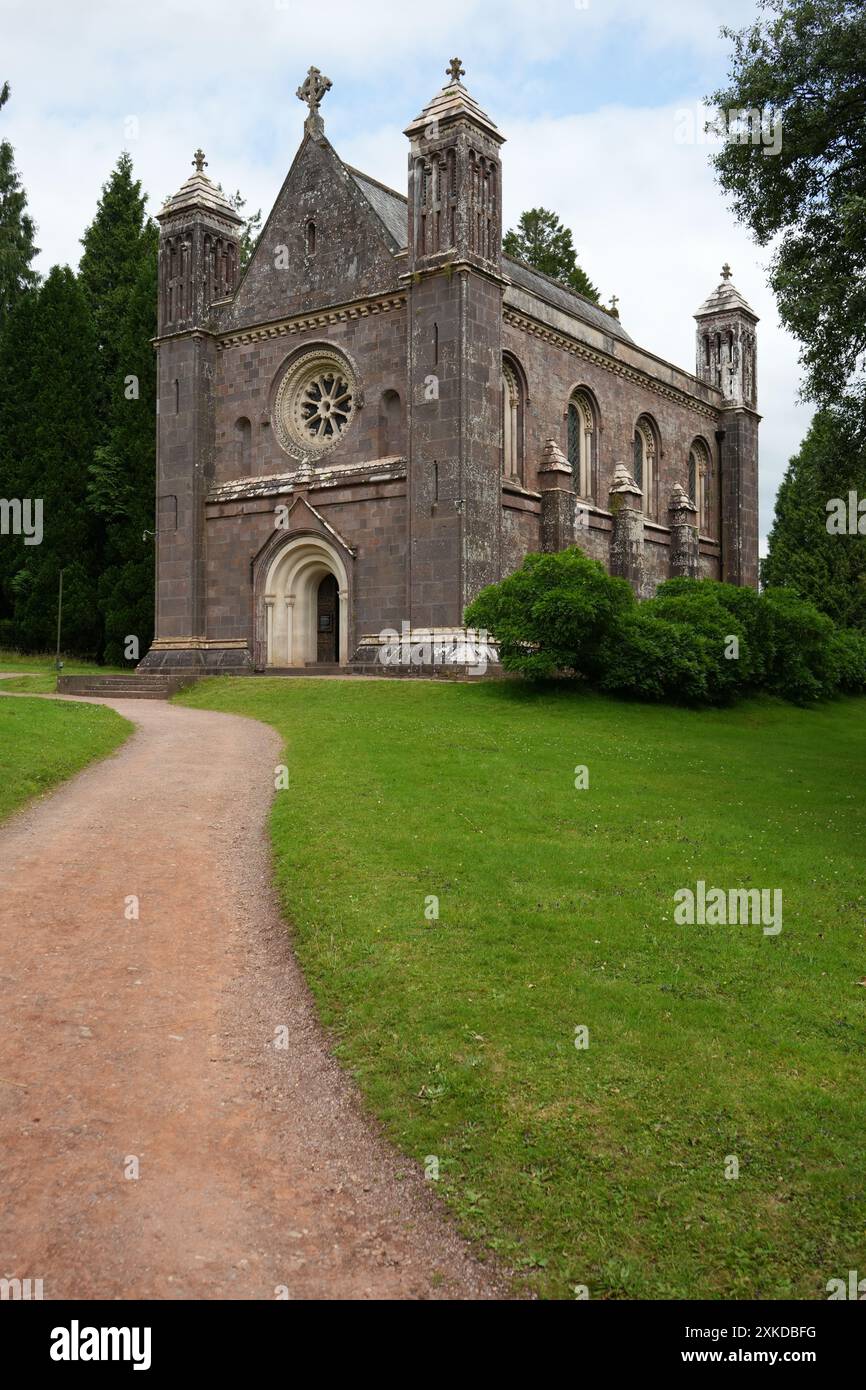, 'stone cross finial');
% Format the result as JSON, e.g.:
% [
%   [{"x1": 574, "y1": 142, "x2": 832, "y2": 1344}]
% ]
[
  {"x1": 296, "y1": 65, "x2": 332, "y2": 116},
  {"x1": 192, "y1": 149, "x2": 207, "y2": 174},
  {"x1": 721, "y1": 262, "x2": 732, "y2": 281},
  {"x1": 446, "y1": 57, "x2": 465, "y2": 84},
  {"x1": 609, "y1": 293, "x2": 619, "y2": 318}
]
